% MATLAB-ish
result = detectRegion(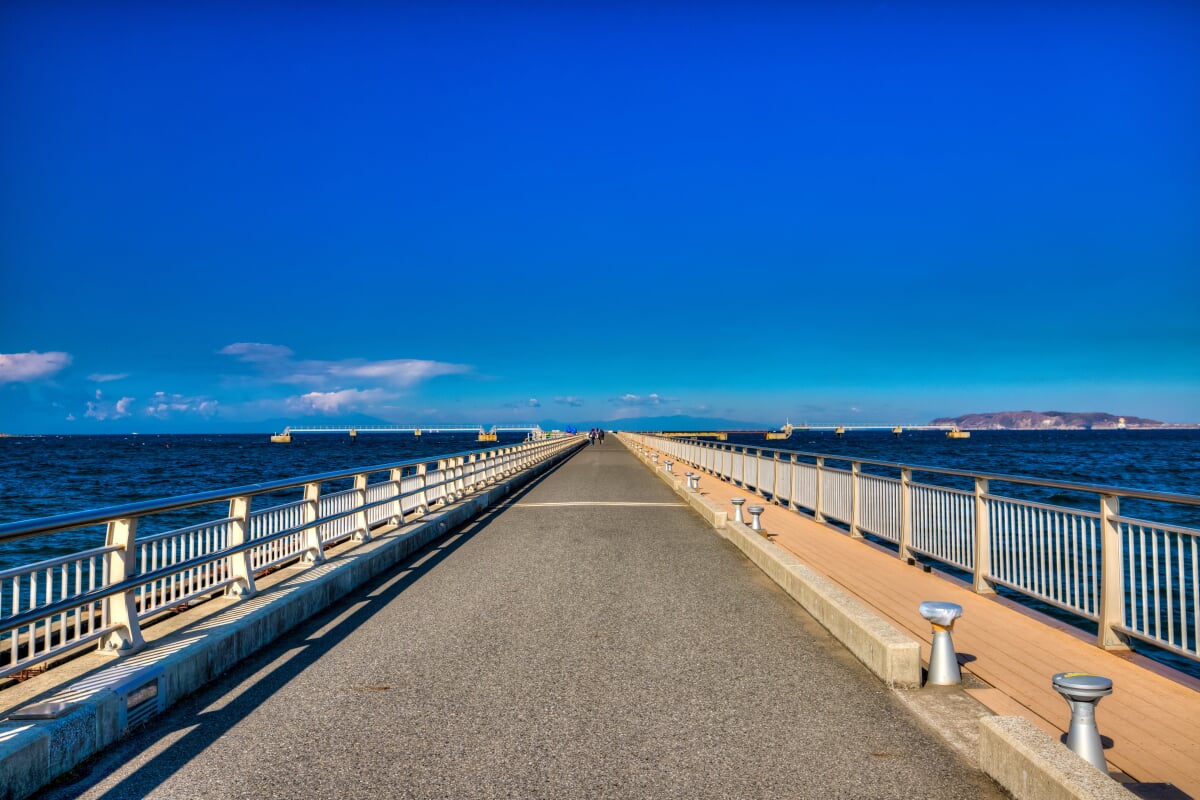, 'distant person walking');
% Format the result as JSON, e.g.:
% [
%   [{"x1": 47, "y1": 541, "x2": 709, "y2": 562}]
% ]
[
  {"x1": 588, "y1": 428, "x2": 596, "y2": 446},
  {"x1": 598, "y1": 428, "x2": 605, "y2": 444}
]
